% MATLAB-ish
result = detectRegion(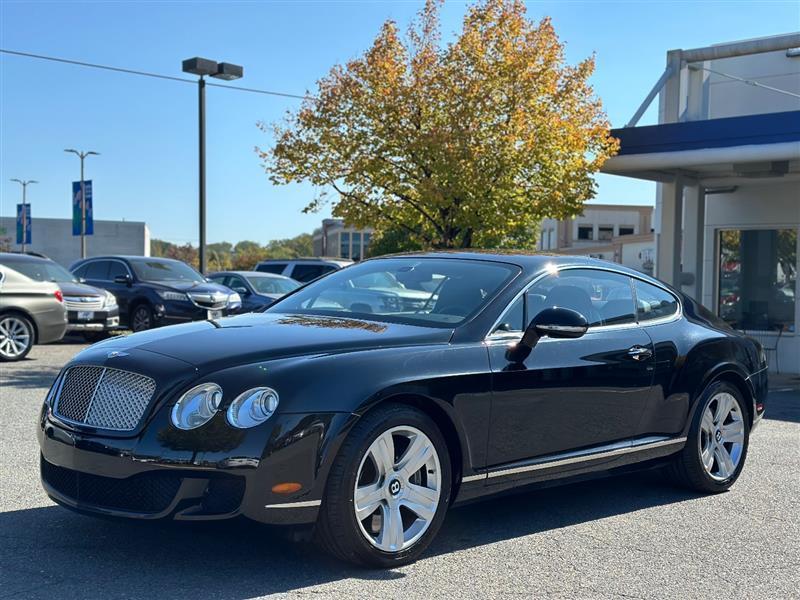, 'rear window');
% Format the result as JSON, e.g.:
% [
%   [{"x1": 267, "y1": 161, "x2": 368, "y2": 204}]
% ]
[
  {"x1": 256, "y1": 263, "x2": 288, "y2": 275},
  {"x1": 291, "y1": 264, "x2": 338, "y2": 282}
]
